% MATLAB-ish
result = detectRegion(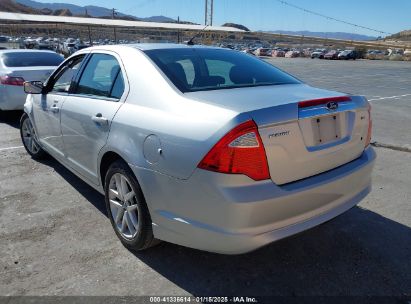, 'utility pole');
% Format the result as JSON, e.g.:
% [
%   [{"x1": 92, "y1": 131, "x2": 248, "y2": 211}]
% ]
[
  {"x1": 112, "y1": 8, "x2": 117, "y2": 43},
  {"x1": 88, "y1": 25, "x2": 92, "y2": 46},
  {"x1": 204, "y1": 0, "x2": 213, "y2": 26},
  {"x1": 177, "y1": 16, "x2": 180, "y2": 43}
]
